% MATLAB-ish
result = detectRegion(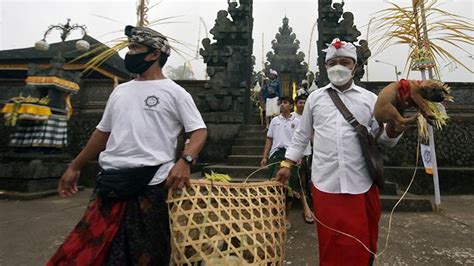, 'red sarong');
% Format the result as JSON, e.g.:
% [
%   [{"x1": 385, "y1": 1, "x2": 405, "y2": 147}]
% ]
[
  {"x1": 312, "y1": 184, "x2": 381, "y2": 266},
  {"x1": 47, "y1": 197, "x2": 127, "y2": 266}
]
